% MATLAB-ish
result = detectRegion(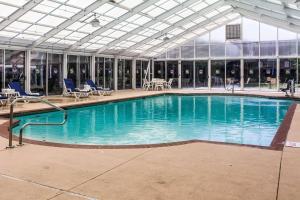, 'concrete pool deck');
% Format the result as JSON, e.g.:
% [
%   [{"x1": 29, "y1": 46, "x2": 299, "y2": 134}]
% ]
[{"x1": 0, "y1": 89, "x2": 299, "y2": 200}]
